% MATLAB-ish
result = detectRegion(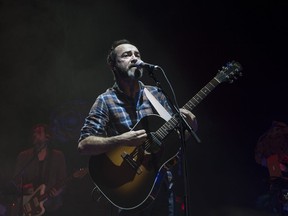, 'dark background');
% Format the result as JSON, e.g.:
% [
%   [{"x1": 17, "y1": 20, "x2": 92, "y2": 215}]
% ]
[{"x1": 0, "y1": 0, "x2": 287, "y2": 215}]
